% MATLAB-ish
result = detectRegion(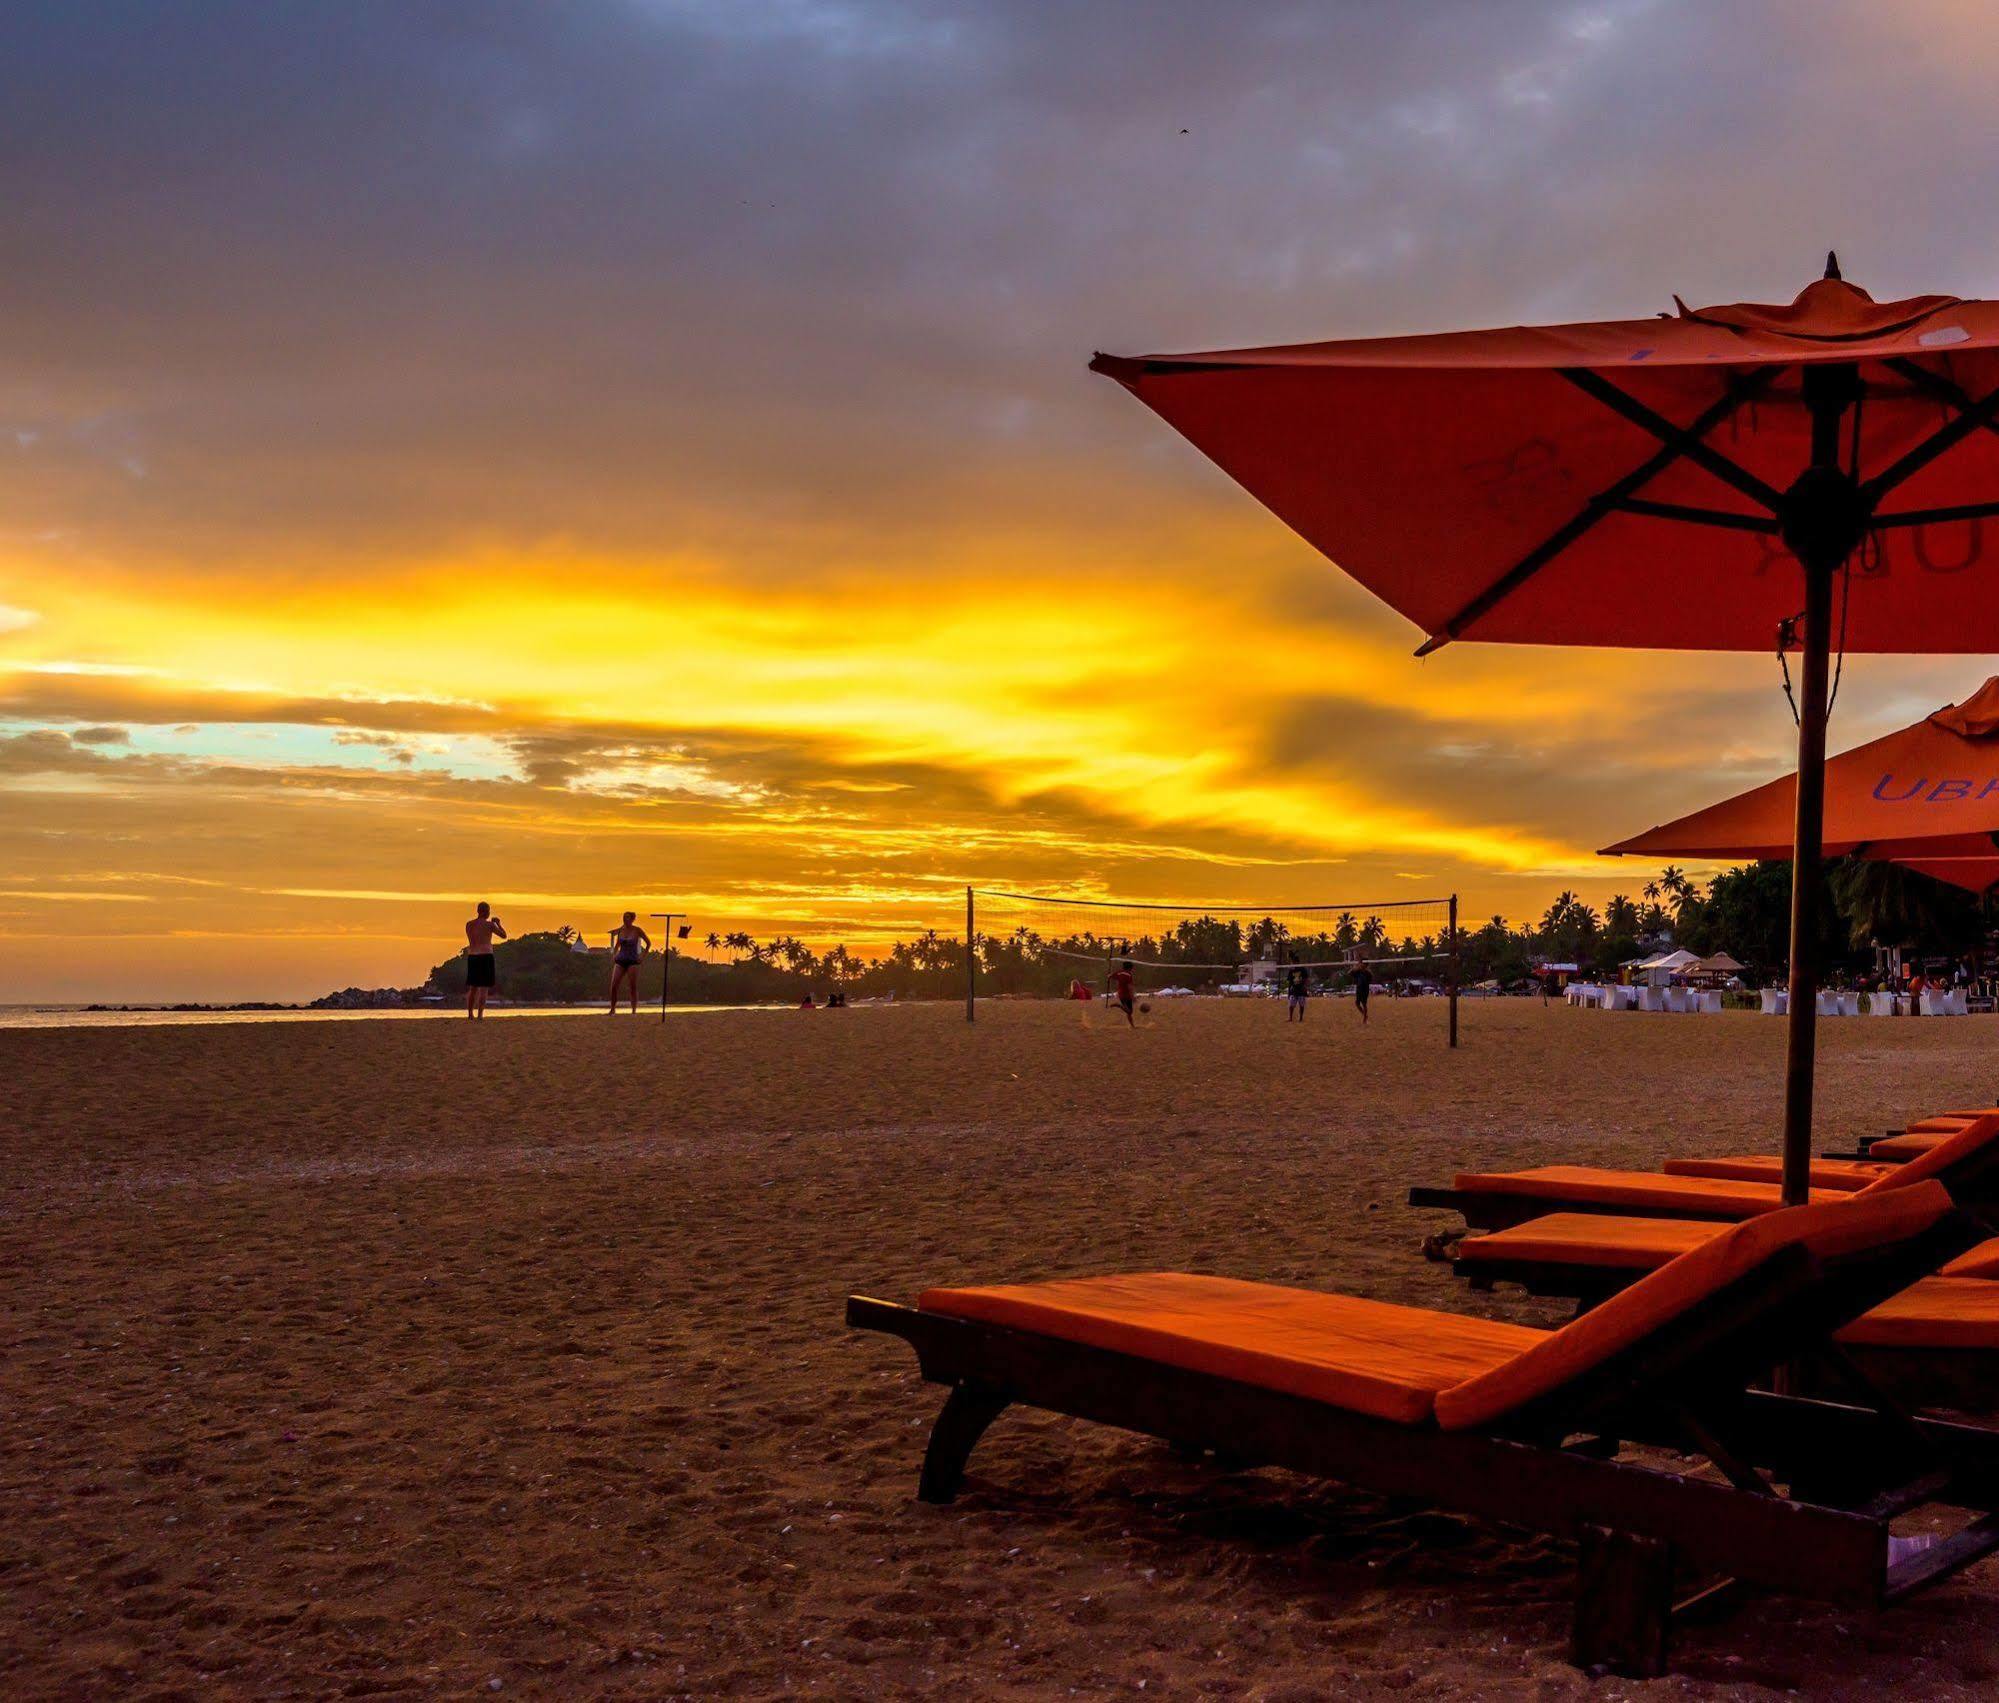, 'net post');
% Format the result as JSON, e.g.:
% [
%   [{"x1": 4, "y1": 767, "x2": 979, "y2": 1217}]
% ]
[
  {"x1": 1447, "y1": 894, "x2": 1460, "y2": 1049},
  {"x1": 965, "y1": 886, "x2": 976, "y2": 1023}
]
